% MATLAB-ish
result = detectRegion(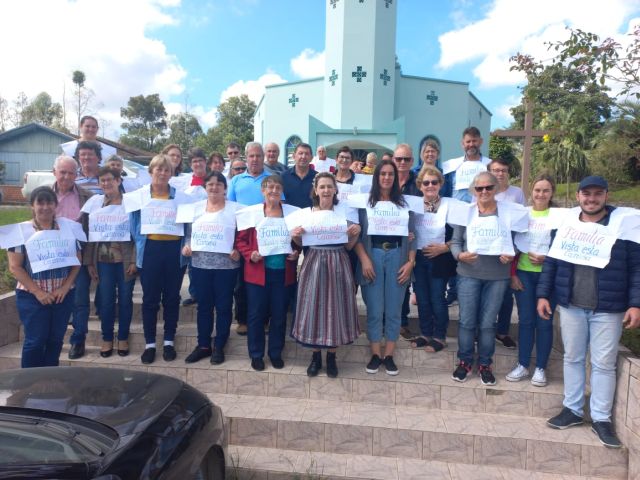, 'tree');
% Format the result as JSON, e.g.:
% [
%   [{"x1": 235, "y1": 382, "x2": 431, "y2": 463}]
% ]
[
  {"x1": 72, "y1": 70, "x2": 85, "y2": 132},
  {"x1": 10, "y1": 92, "x2": 29, "y2": 127},
  {"x1": 0, "y1": 94, "x2": 9, "y2": 132},
  {"x1": 489, "y1": 135, "x2": 520, "y2": 179},
  {"x1": 20, "y1": 92, "x2": 63, "y2": 128},
  {"x1": 549, "y1": 26, "x2": 640, "y2": 100},
  {"x1": 197, "y1": 95, "x2": 256, "y2": 153},
  {"x1": 166, "y1": 112, "x2": 203, "y2": 154},
  {"x1": 120, "y1": 94, "x2": 168, "y2": 151}
]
